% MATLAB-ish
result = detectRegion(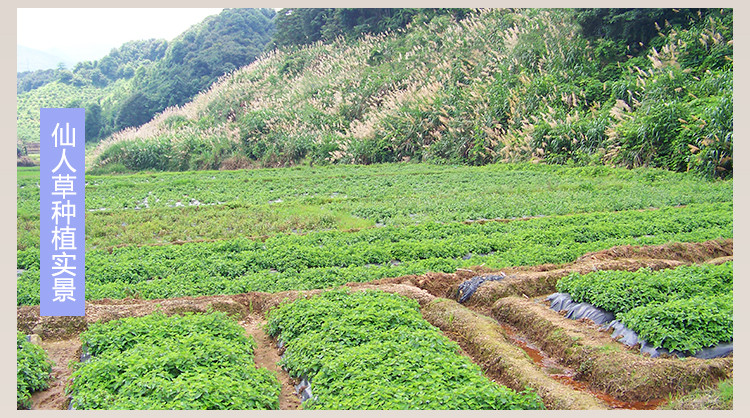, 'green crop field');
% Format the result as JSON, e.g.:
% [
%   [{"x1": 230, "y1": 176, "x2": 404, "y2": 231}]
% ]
[
  {"x1": 16, "y1": 160, "x2": 733, "y2": 410},
  {"x1": 69, "y1": 311, "x2": 280, "y2": 409},
  {"x1": 265, "y1": 289, "x2": 545, "y2": 409},
  {"x1": 557, "y1": 263, "x2": 733, "y2": 354},
  {"x1": 17, "y1": 184, "x2": 732, "y2": 304},
  {"x1": 17, "y1": 163, "x2": 731, "y2": 251},
  {"x1": 16, "y1": 6, "x2": 734, "y2": 409}
]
